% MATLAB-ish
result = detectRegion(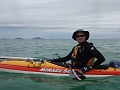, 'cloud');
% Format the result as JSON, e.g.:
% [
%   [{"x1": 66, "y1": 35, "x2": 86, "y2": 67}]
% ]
[{"x1": 0, "y1": 0, "x2": 120, "y2": 39}]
